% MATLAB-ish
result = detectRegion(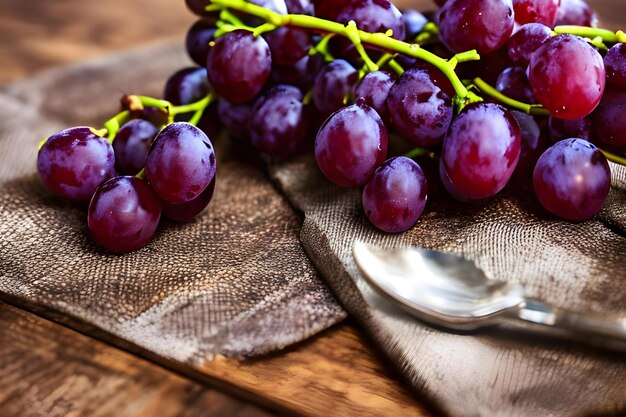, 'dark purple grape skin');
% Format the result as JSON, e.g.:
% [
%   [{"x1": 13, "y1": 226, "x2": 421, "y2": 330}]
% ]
[
  {"x1": 146, "y1": 122, "x2": 216, "y2": 204},
  {"x1": 163, "y1": 67, "x2": 210, "y2": 106},
  {"x1": 604, "y1": 44, "x2": 626, "y2": 89},
  {"x1": 315, "y1": 102, "x2": 388, "y2": 188},
  {"x1": 162, "y1": 177, "x2": 216, "y2": 222},
  {"x1": 197, "y1": 102, "x2": 222, "y2": 140},
  {"x1": 513, "y1": 0, "x2": 560, "y2": 26},
  {"x1": 549, "y1": 116, "x2": 591, "y2": 142},
  {"x1": 264, "y1": 27, "x2": 310, "y2": 66},
  {"x1": 533, "y1": 138, "x2": 610, "y2": 221},
  {"x1": 285, "y1": 0, "x2": 314, "y2": 14},
  {"x1": 185, "y1": 0, "x2": 217, "y2": 17},
  {"x1": 353, "y1": 71, "x2": 395, "y2": 124},
  {"x1": 37, "y1": 127, "x2": 116, "y2": 201},
  {"x1": 362, "y1": 156, "x2": 428, "y2": 233},
  {"x1": 591, "y1": 87, "x2": 626, "y2": 150},
  {"x1": 336, "y1": 0, "x2": 405, "y2": 41},
  {"x1": 386, "y1": 67, "x2": 453, "y2": 148},
  {"x1": 314, "y1": 0, "x2": 352, "y2": 20},
  {"x1": 555, "y1": 0, "x2": 597, "y2": 27},
  {"x1": 312, "y1": 59, "x2": 359, "y2": 116},
  {"x1": 496, "y1": 67, "x2": 537, "y2": 104},
  {"x1": 186, "y1": 20, "x2": 216, "y2": 67},
  {"x1": 441, "y1": 103, "x2": 521, "y2": 200},
  {"x1": 88, "y1": 176, "x2": 161, "y2": 253},
  {"x1": 507, "y1": 23, "x2": 552, "y2": 66},
  {"x1": 249, "y1": 85, "x2": 311, "y2": 159},
  {"x1": 403, "y1": 9, "x2": 428, "y2": 40},
  {"x1": 528, "y1": 34, "x2": 605, "y2": 120},
  {"x1": 207, "y1": 30, "x2": 272, "y2": 105},
  {"x1": 510, "y1": 111, "x2": 548, "y2": 189},
  {"x1": 270, "y1": 55, "x2": 319, "y2": 92},
  {"x1": 217, "y1": 99, "x2": 253, "y2": 141},
  {"x1": 113, "y1": 120, "x2": 158, "y2": 176},
  {"x1": 437, "y1": 0, "x2": 514, "y2": 54}
]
